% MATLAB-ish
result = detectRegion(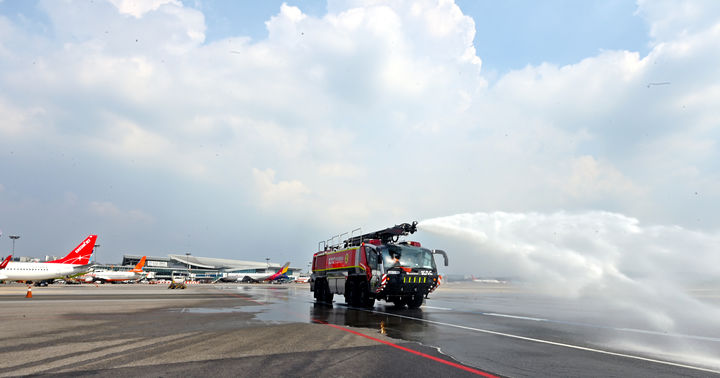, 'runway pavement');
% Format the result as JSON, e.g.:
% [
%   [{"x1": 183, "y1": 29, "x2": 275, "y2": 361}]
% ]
[{"x1": 0, "y1": 282, "x2": 718, "y2": 377}]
